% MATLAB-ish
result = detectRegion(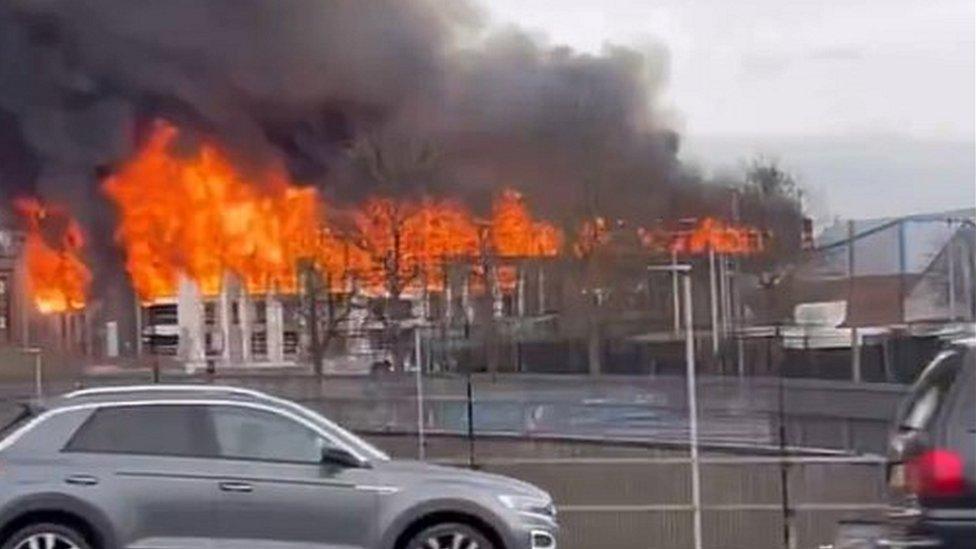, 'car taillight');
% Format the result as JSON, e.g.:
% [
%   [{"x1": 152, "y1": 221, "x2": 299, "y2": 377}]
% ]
[{"x1": 905, "y1": 448, "x2": 965, "y2": 498}]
